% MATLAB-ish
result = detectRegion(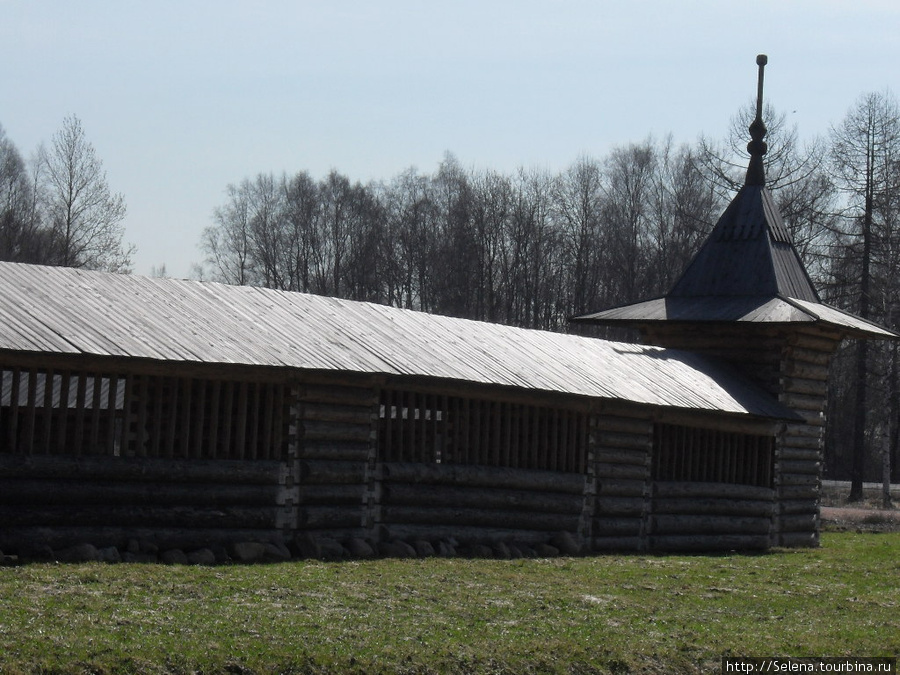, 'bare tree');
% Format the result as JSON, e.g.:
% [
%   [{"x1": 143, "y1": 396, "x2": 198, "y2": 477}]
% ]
[
  {"x1": 827, "y1": 90, "x2": 900, "y2": 499},
  {"x1": 202, "y1": 180, "x2": 255, "y2": 286},
  {"x1": 646, "y1": 139, "x2": 719, "y2": 295},
  {"x1": 0, "y1": 125, "x2": 46, "y2": 263},
  {"x1": 38, "y1": 115, "x2": 131, "y2": 272},
  {"x1": 554, "y1": 155, "x2": 605, "y2": 319}
]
